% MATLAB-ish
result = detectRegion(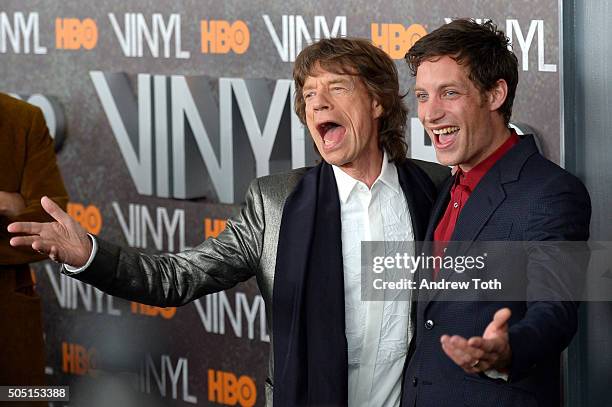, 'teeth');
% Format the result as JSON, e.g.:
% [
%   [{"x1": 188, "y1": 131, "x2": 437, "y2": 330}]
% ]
[{"x1": 432, "y1": 126, "x2": 459, "y2": 135}]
